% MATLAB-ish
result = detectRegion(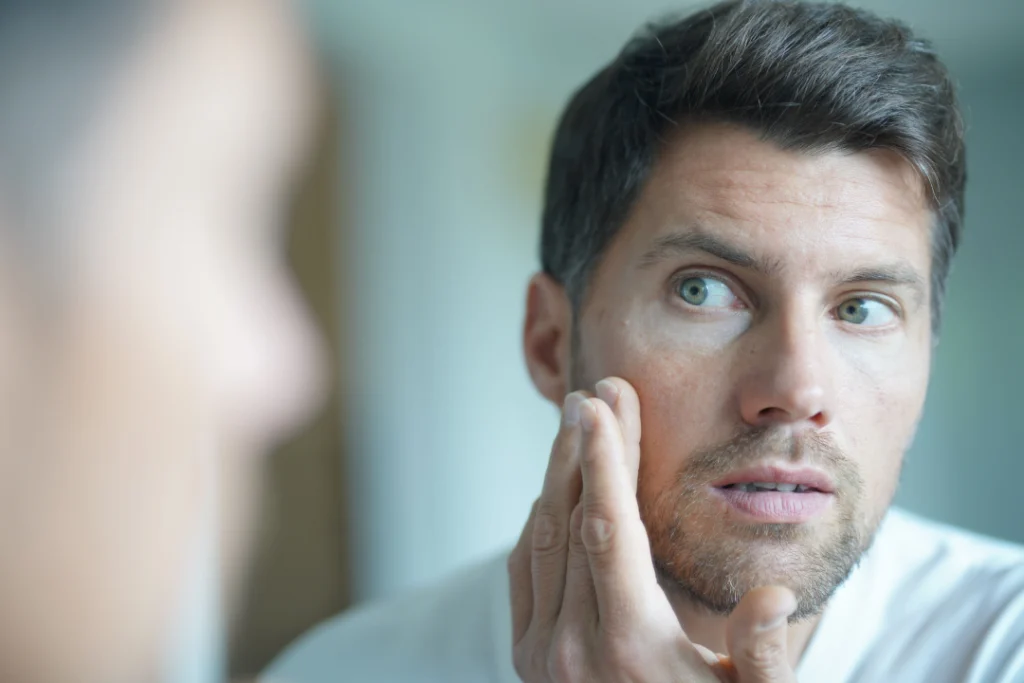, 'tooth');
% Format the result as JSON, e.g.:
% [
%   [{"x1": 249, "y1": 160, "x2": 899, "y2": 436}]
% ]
[
  {"x1": 795, "y1": 485, "x2": 808, "y2": 493},
  {"x1": 753, "y1": 482, "x2": 777, "y2": 490},
  {"x1": 775, "y1": 483, "x2": 797, "y2": 493}
]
